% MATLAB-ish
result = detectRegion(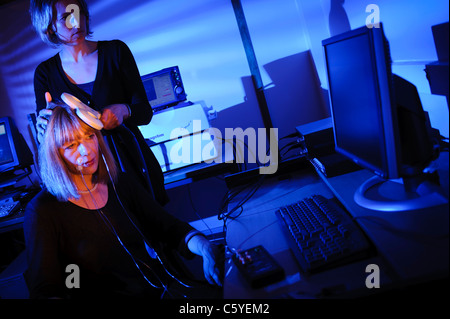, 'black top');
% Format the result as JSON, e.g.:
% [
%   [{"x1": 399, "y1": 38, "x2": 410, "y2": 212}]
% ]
[
  {"x1": 23, "y1": 173, "x2": 194, "y2": 299},
  {"x1": 77, "y1": 81, "x2": 95, "y2": 96},
  {"x1": 33, "y1": 40, "x2": 169, "y2": 205},
  {"x1": 33, "y1": 40, "x2": 151, "y2": 126}
]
